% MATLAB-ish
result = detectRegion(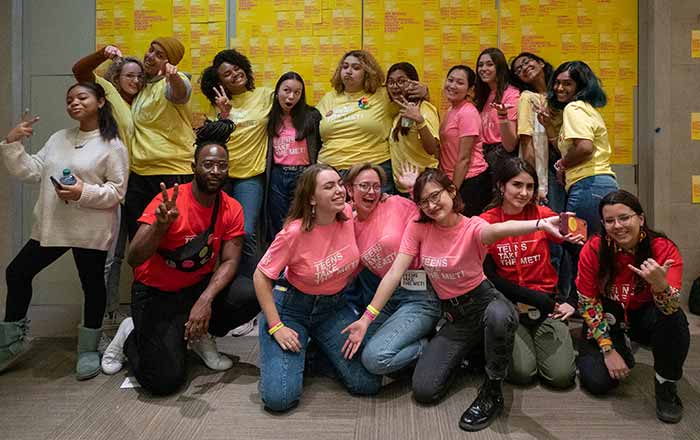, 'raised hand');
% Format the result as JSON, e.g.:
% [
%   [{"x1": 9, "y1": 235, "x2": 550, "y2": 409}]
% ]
[
  {"x1": 534, "y1": 100, "x2": 552, "y2": 127},
  {"x1": 396, "y1": 161, "x2": 419, "y2": 193},
  {"x1": 155, "y1": 182, "x2": 179, "y2": 227},
  {"x1": 103, "y1": 45, "x2": 122, "y2": 60},
  {"x1": 405, "y1": 79, "x2": 429, "y2": 100},
  {"x1": 340, "y1": 318, "x2": 370, "y2": 360},
  {"x1": 159, "y1": 62, "x2": 179, "y2": 80},
  {"x1": 4, "y1": 110, "x2": 40, "y2": 144},
  {"x1": 212, "y1": 85, "x2": 232, "y2": 115},
  {"x1": 395, "y1": 96, "x2": 424, "y2": 123},
  {"x1": 490, "y1": 102, "x2": 513, "y2": 119},
  {"x1": 628, "y1": 258, "x2": 675, "y2": 293}
]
